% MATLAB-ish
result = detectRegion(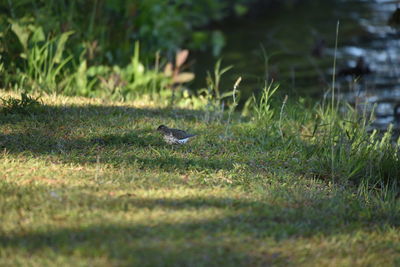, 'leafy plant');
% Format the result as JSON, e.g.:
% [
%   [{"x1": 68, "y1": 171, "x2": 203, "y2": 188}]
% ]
[
  {"x1": 164, "y1": 49, "x2": 195, "y2": 87},
  {"x1": 253, "y1": 81, "x2": 279, "y2": 125},
  {"x1": 7, "y1": 20, "x2": 74, "y2": 94},
  {"x1": 23, "y1": 31, "x2": 74, "y2": 93},
  {"x1": 199, "y1": 60, "x2": 233, "y2": 123}
]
